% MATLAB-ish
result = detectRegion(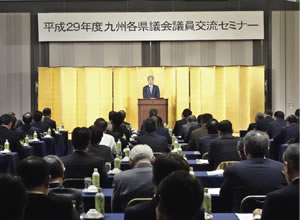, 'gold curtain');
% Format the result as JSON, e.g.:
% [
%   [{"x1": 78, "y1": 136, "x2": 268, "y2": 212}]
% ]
[{"x1": 39, "y1": 66, "x2": 264, "y2": 132}]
